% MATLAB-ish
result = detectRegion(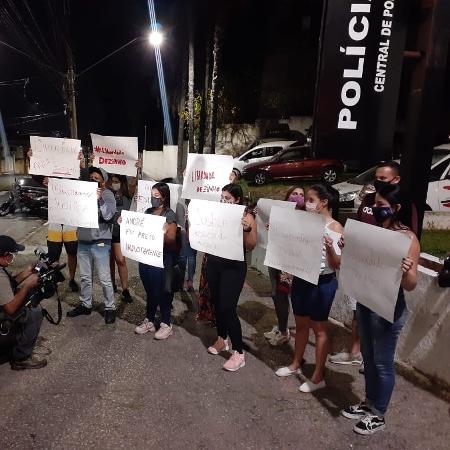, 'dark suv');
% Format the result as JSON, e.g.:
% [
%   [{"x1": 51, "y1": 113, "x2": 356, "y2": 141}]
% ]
[{"x1": 242, "y1": 146, "x2": 345, "y2": 185}]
